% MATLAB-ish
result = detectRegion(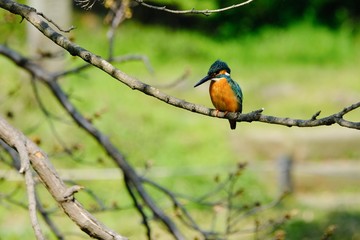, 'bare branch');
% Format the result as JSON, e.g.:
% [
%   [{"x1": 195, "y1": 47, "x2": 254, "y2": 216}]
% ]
[
  {"x1": 1, "y1": 41, "x2": 358, "y2": 131},
  {"x1": 30, "y1": 77, "x2": 75, "y2": 157},
  {"x1": 0, "y1": 117, "x2": 127, "y2": 240},
  {"x1": 0, "y1": 138, "x2": 21, "y2": 170},
  {"x1": 106, "y1": 0, "x2": 129, "y2": 59},
  {"x1": 0, "y1": 0, "x2": 356, "y2": 129},
  {"x1": 24, "y1": 168, "x2": 45, "y2": 240},
  {"x1": 141, "y1": 177, "x2": 214, "y2": 239},
  {"x1": 0, "y1": 44, "x2": 184, "y2": 239},
  {"x1": 124, "y1": 177, "x2": 152, "y2": 239},
  {"x1": 47, "y1": 71, "x2": 185, "y2": 240},
  {"x1": 0, "y1": 120, "x2": 42, "y2": 240},
  {"x1": 134, "y1": 0, "x2": 254, "y2": 16},
  {"x1": 37, "y1": 11, "x2": 75, "y2": 33},
  {"x1": 35, "y1": 192, "x2": 65, "y2": 240}
]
